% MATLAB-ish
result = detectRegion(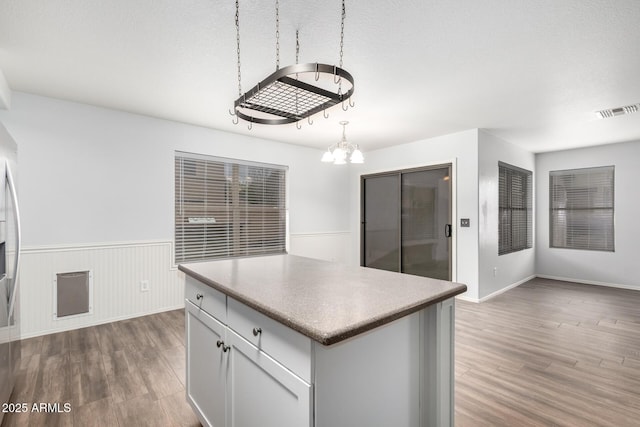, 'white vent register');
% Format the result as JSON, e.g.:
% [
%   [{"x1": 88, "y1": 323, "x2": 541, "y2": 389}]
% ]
[{"x1": 595, "y1": 103, "x2": 639, "y2": 119}]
